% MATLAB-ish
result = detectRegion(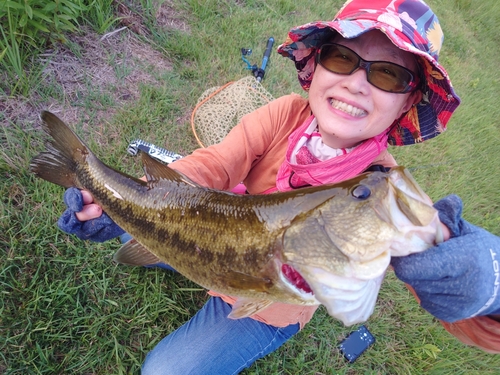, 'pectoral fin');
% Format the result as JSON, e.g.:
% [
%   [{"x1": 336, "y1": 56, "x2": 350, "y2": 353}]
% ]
[
  {"x1": 113, "y1": 239, "x2": 161, "y2": 266},
  {"x1": 224, "y1": 270, "x2": 273, "y2": 292},
  {"x1": 228, "y1": 298, "x2": 274, "y2": 319}
]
